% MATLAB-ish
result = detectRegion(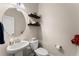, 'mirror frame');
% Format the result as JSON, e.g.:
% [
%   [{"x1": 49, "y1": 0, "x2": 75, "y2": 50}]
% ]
[
  {"x1": 2, "y1": 8, "x2": 26, "y2": 37},
  {"x1": 1, "y1": 4, "x2": 30, "y2": 40}
]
